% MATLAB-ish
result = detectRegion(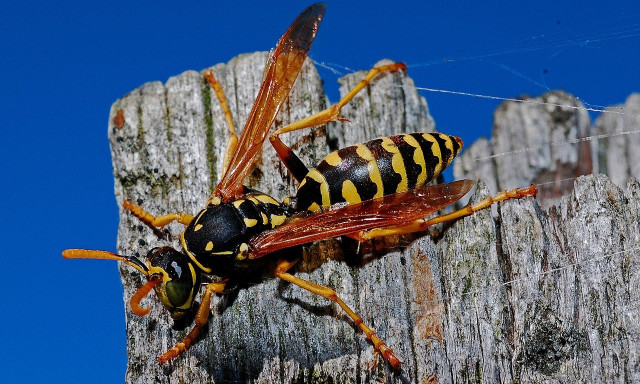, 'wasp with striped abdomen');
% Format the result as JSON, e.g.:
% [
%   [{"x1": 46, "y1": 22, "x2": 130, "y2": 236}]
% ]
[{"x1": 63, "y1": 3, "x2": 536, "y2": 370}]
